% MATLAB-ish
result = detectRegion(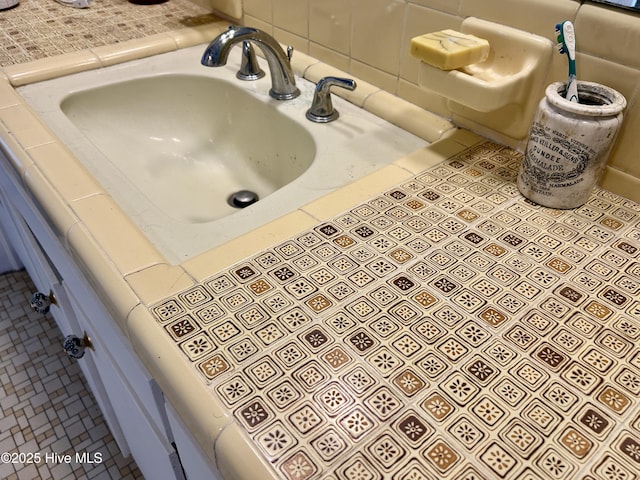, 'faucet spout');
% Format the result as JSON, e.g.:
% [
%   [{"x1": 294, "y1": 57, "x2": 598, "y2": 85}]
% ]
[{"x1": 202, "y1": 26, "x2": 300, "y2": 100}]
